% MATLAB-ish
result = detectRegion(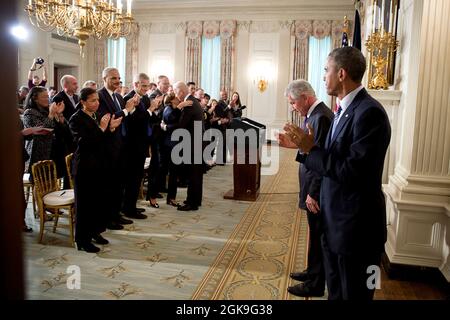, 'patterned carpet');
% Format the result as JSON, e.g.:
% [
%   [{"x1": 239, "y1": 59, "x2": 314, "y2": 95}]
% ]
[
  {"x1": 192, "y1": 148, "x2": 308, "y2": 300},
  {"x1": 23, "y1": 147, "x2": 308, "y2": 299}
]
